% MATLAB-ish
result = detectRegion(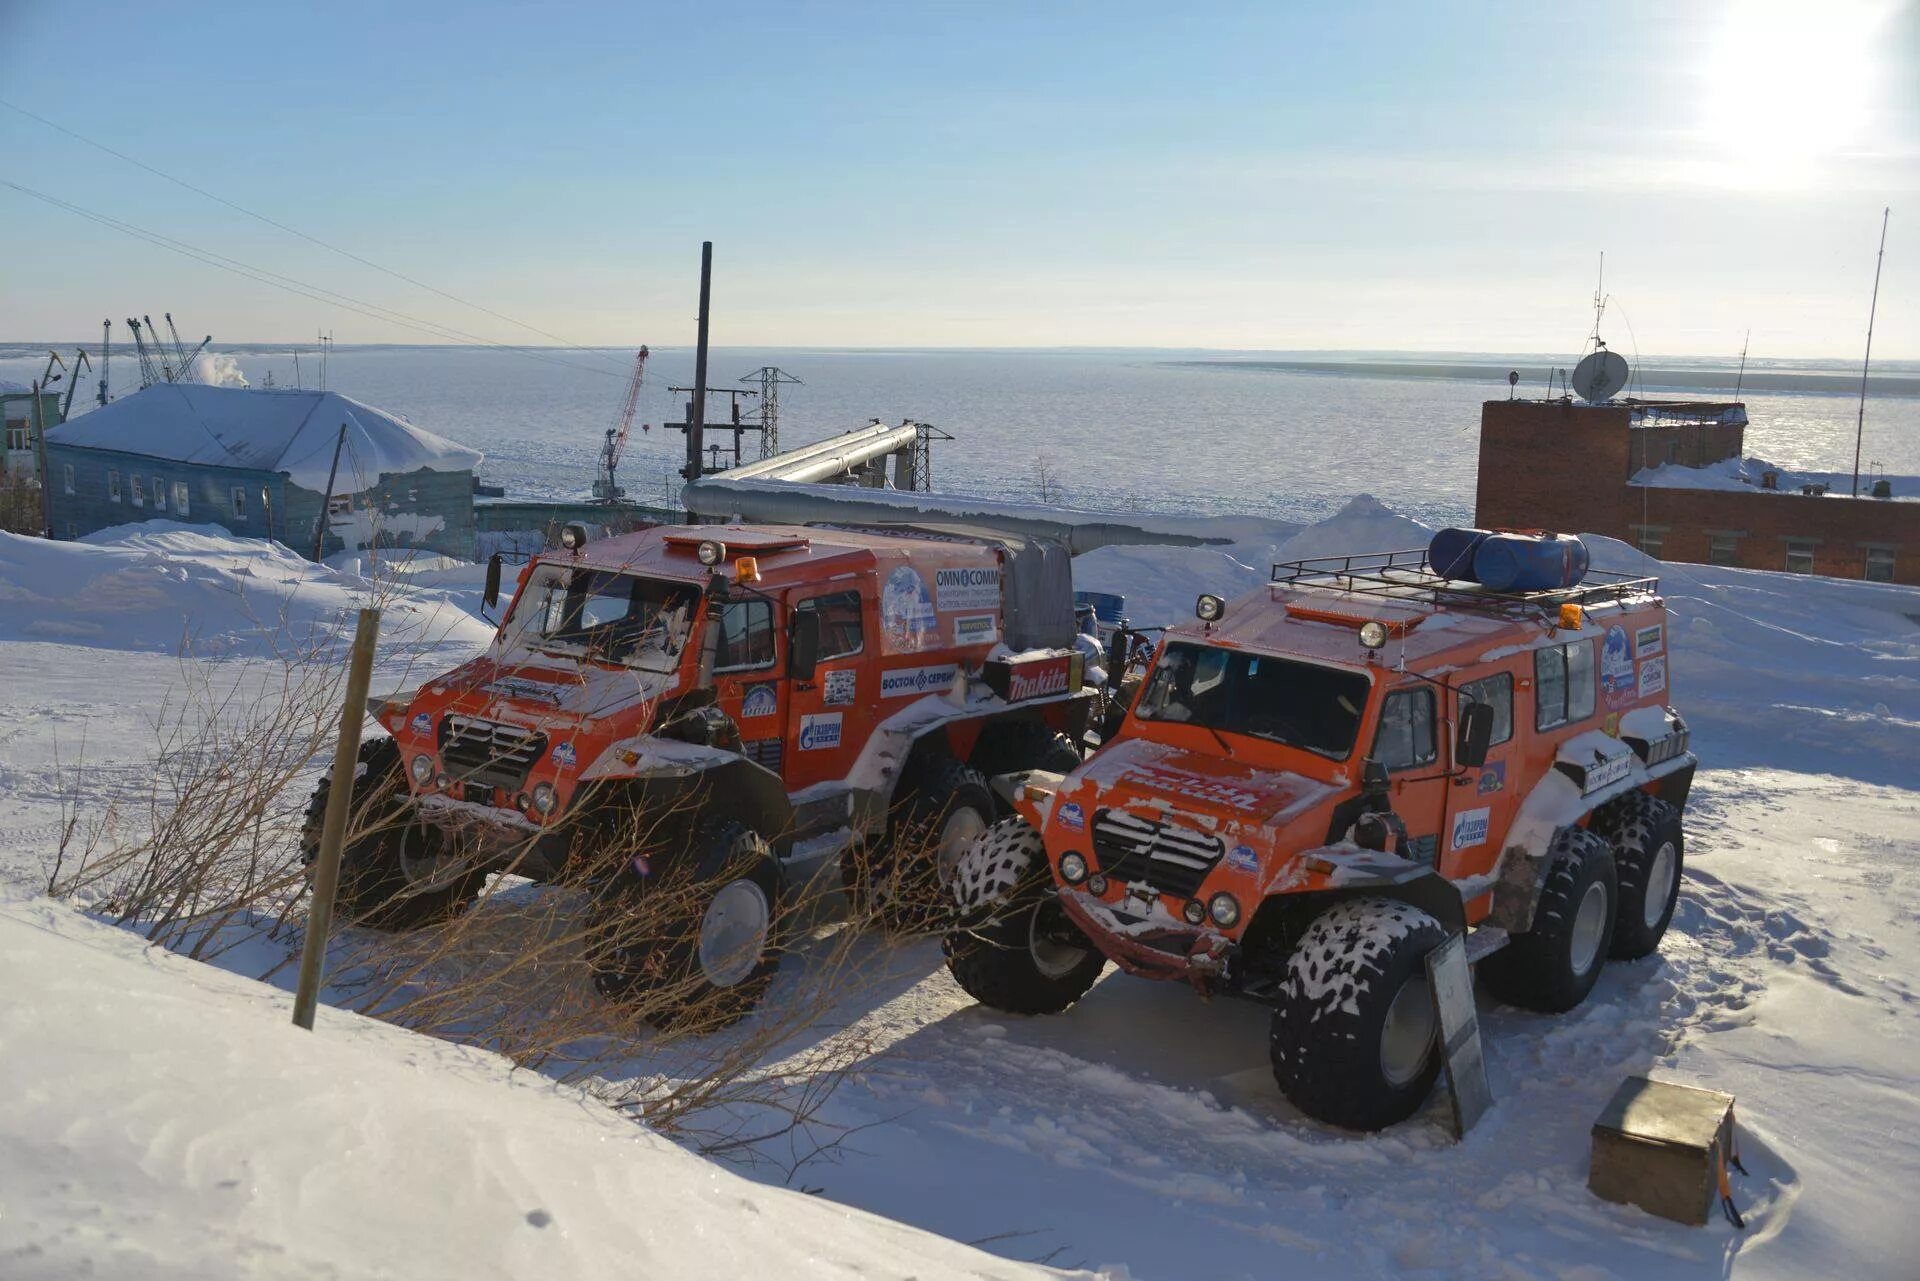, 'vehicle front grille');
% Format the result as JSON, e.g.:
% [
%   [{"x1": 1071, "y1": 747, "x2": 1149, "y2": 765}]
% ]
[
  {"x1": 439, "y1": 717, "x2": 547, "y2": 792},
  {"x1": 1090, "y1": 808, "x2": 1225, "y2": 900}
]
